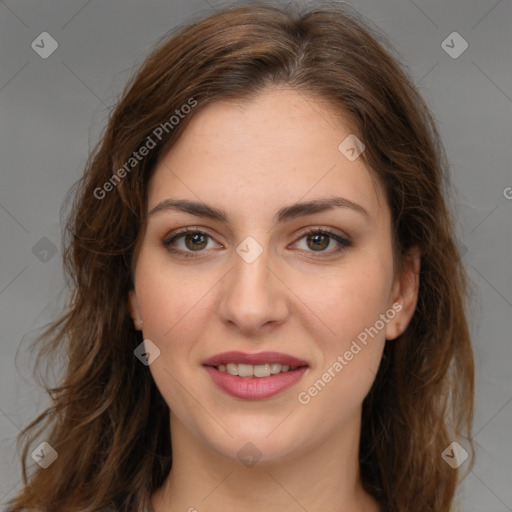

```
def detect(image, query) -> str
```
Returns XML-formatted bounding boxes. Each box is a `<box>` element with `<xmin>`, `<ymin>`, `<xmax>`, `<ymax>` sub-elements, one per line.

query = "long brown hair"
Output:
<box><xmin>8</xmin><ymin>3</ymin><xmax>474</xmax><ymax>511</ymax></box>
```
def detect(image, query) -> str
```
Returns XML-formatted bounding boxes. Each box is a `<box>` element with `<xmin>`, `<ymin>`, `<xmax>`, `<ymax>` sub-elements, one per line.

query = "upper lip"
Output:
<box><xmin>202</xmin><ymin>351</ymin><xmax>309</xmax><ymax>367</ymax></box>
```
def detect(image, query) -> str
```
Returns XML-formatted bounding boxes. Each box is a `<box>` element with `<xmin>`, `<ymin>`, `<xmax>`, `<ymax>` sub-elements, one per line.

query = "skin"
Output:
<box><xmin>128</xmin><ymin>86</ymin><xmax>420</xmax><ymax>512</ymax></box>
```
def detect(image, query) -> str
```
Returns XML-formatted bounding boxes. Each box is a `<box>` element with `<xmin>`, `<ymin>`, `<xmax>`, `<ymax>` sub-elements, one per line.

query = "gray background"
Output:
<box><xmin>1</xmin><ymin>0</ymin><xmax>511</xmax><ymax>509</ymax></box>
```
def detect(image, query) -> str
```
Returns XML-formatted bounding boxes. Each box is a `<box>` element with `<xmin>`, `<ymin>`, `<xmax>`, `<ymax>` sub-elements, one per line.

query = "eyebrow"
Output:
<box><xmin>148</xmin><ymin>196</ymin><xmax>372</xmax><ymax>224</ymax></box>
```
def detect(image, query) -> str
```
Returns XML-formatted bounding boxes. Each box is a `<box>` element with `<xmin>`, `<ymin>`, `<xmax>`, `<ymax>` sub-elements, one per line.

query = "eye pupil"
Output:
<box><xmin>185</xmin><ymin>233</ymin><xmax>207</xmax><ymax>251</ymax></box>
<box><xmin>307</xmin><ymin>233</ymin><xmax>329</xmax><ymax>251</ymax></box>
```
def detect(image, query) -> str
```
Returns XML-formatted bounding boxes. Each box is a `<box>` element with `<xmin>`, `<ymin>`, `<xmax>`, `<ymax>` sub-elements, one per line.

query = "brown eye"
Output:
<box><xmin>183</xmin><ymin>232</ymin><xmax>208</xmax><ymax>251</ymax></box>
<box><xmin>306</xmin><ymin>232</ymin><xmax>331</xmax><ymax>251</ymax></box>
<box><xmin>163</xmin><ymin>228</ymin><xmax>221</xmax><ymax>257</ymax></box>
<box><xmin>293</xmin><ymin>228</ymin><xmax>352</xmax><ymax>256</ymax></box>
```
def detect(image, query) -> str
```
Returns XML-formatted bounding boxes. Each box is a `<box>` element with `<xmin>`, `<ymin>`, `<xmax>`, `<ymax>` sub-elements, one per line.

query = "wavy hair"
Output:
<box><xmin>8</xmin><ymin>2</ymin><xmax>474</xmax><ymax>511</ymax></box>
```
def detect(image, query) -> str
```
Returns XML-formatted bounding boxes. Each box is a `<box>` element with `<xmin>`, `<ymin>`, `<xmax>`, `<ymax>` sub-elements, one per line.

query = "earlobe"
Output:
<box><xmin>128</xmin><ymin>289</ymin><xmax>143</xmax><ymax>331</ymax></box>
<box><xmin>385</xmin><ymin>248</ymin><xmax>421</xmax><ymax>341</ymax></box>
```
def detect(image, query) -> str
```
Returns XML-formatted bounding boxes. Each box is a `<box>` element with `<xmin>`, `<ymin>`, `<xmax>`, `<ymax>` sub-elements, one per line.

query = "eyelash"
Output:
<box><xmin>162</xmin><ymin>227</ymin><xmax>352</xmax><ymax>259</ymax></box>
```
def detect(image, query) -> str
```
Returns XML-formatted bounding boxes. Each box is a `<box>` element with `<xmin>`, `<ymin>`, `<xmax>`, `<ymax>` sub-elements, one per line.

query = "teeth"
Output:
<box><xmin>270</xmin><ymin>363</ymin><xmax>281</xmax><ymax>374</ymax></box>
<box><xmin>226</xmin><ymin>363</ymin><xmax>238</xmax><ymax>376</ymax></box>
<box><xmin>238</xmin><ymin>364</ymin><xmax>253</xmax><ymax>377</ymax></box>
<box><xmin>254</xmin><ymin>363</ymin><xmax>271</xmax><ymax>377</ymax></box>
<box><xmin>217</xmin><ymin>363</ymin><xmax>297</xmax><ymax>377</ymax></box>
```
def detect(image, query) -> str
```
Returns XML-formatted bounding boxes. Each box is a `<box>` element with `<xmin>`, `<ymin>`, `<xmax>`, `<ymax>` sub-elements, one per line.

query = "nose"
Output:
<box><xmin>216</xmin><ymin>245</ymin><xmax>289</xmax><ymax>337</ymax></box>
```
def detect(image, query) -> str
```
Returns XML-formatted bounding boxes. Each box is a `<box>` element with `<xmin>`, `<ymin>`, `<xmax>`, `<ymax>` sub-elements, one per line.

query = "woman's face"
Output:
<box><xmin>129</xmin><ymin>87</ymin><xmax>418</xmax><ymax>464</ymax></box>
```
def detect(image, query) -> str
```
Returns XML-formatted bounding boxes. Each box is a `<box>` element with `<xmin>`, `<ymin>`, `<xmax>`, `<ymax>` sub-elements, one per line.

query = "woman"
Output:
<box><xmin>8</xmin><ymin>3</ymin><xmax>474</xmax><ymax>511</ymax></box>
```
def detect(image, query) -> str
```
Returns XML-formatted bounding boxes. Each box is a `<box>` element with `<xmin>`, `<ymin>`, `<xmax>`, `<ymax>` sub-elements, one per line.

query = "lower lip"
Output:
<box><xmin>203</xmin><ymin>366</ymin><xmax>308</xmax><ymax>400</ymax></box>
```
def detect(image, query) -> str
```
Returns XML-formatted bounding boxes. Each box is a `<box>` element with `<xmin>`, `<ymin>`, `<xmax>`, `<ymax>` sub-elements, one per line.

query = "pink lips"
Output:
<box><xmin>202</xmin><ymin>351</ymin><xmax>309</xmax><ymax>367</ymax></box>
<box><xmin>202</xmin><ymin>351</ymin><xmax>310</xmax><ymax>400</ymax></box>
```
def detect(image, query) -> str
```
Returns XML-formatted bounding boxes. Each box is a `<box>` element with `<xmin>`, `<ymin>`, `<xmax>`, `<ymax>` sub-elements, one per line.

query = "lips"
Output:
<box><xmin>202</xmin><ymin>351</ymin><xmax>309</xmax><ymax>367</ymax></box>
<box><xmin>202</xmin><ymin>351</ymin><xmax>310</xmax><ymax>400</ymax></box>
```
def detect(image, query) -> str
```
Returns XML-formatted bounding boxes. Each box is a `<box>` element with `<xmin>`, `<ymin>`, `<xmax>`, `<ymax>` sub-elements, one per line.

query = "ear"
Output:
<box><xmin>128</xmin><ymin>289</ymin><xmax>143</xmax><ymax>331</ymax></box>
<box><xmin>385</xmin><ymin>247</ymin><xmax>421</xmax><ymax>341</ymax></box>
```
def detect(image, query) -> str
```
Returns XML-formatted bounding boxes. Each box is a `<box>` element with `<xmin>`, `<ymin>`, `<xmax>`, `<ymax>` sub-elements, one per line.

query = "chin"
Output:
<box><xmin>201</xmin><ymin>418</ymin><xmax>309</xmax><ymax>465</ymax></box>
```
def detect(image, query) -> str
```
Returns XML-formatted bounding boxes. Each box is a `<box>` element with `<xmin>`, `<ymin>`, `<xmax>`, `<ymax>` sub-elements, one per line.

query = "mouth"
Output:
<box><xmin>202</xmin><ymin>351</ymin><xmax>310</xmax><ymax>400</ymax></box>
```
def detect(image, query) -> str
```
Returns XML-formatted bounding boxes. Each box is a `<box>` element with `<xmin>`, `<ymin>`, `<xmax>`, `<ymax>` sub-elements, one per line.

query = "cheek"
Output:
<box><xmin>133</xmin><ymin>253</ymin><xmax>211</xmax><ymax>413</ymax></box>
<box><xmin>294</xmin><ymin>246</ymin><xmax>393</xmax><ymax>399</ymax></box>
<box><xmin>299</xmin><ymin>249</ymin><xmax>393</xmax><ymax>345</ymax></box>
<box><xmin>294</xmin><ymin>267</ymin><xmax>390</xmax><ymax>428</ymax></box>
<box><xmin>134</xmin><ymin>251</ymin><xmax>212</xmax><ymax>342</ymax></box>
<box><xmin>332</xmin><ymin>267</ymin><xmax>391</xmax><ymax>338</ymax></box>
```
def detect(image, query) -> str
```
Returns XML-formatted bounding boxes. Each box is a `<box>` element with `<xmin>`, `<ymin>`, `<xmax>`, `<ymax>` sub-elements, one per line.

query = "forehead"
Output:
<box><xmin>148</xmin><ymin>87</ymin><xmax>387</xmax><ymax>225</ymax></box>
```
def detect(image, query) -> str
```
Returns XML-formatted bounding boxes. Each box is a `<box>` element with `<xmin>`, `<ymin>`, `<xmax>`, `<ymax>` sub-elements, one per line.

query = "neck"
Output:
<box><xmin>152</xmin><ymin>410</ymin><xmax>381</xmax><ymax>512</ymax></box>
